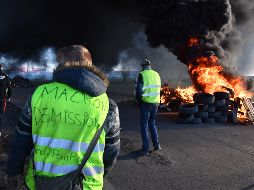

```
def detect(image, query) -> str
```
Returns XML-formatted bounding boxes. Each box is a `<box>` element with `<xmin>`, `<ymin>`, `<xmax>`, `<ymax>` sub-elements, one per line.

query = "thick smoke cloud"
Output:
<box><xmin>229</xmin><ymin>0</ymin><xmax>254</xmax><ymax>75</ymax></box>
<box><xmin>144</xmin><ymin>0</ymin><xmax>233</xmax><ymax>64</ymax></box>
<box><xmin>0</xmin><ymin>0</ymin><xmax>144</xmax><ymax>66</ymax></box>
<box><xmin>143</xmin><ymin>0</ymin><xmax>254</xmax><ymax>75</ymax></box>
<box><xmin>142</xmin><ymin>0</ymin><xmax>254</xmax><ymax>92</ymax></box>
<box><xmin>1</xmin><ymin>0</ymin><xmax>254</xmax><ymax>77</ymax></box>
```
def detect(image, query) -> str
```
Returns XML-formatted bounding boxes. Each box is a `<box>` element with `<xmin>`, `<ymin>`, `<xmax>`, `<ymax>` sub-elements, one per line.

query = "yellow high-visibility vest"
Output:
<box><xmin>25</xmin><ymin>82</ymin><xmax>109</xmax><ymax>190</ymax></box>
<box><xmin>141</xmin><ymin>70</ymin><xmax>161</xmax><ymax>103</ymax></box>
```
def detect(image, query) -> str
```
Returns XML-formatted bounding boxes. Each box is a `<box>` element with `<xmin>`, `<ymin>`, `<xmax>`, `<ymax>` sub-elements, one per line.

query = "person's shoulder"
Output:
<box><xmin>152</xmin><ymin>69</ymin><xmax>160</xmax><ymax>76</ymax></box>
<box><xmin>137</xmin><ymin>72</ymin><xmax>143</xmax><ymax>79</ymax></box>
<box><xmin>109</xmin><ymin>98</ymin><xmax>118</xmax><ymax>109</ymax></box>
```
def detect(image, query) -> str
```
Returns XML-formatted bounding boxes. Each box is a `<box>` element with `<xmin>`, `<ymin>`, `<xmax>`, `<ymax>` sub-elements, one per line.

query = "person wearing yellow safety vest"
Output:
<box><xmin>6</xmin><ymin>45</ymin><xmax>120</xmax><ymax>190</ymax></box>
<box><xmin>135</xmin><ymin>59</ymin><xmax>161</xmax><ymax>155</ymax></box>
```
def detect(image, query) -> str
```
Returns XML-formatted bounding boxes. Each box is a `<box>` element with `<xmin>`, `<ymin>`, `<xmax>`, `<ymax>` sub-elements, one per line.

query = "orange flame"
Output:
<box><xmin>160</xmin><ymin>85</ymin><xmax>171</xmax><ymax>104</ymax></box>
<box><xmin>189</xmin><ymin>56</ymin><xmax>252</xmax><ymax>98</ymax></box>
<box><xmin>188</xmin><ymin>38</ymin><xmax>199</xmax><ymax>47</ymax></box>
<box><xmin>161</xmin><ymin>37</ymin><xmax>253</xmax><ymax>122</ymax></box>
<box><xmin>176</xmin><ymin>86</ymin><xmax>197</xmax><ymax>102</ymax></box>
<box><xmin>186</xmin><ymin>37</ymin><xmax>253</xmax><ymax>98</ymax></box>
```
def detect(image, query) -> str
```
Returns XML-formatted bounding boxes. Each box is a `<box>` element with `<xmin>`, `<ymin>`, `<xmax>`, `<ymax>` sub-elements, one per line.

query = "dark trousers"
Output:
<box><xmin>140</xmin><ymin>102</ymin><xmax>160</xmax><ymax>152</ymax></box>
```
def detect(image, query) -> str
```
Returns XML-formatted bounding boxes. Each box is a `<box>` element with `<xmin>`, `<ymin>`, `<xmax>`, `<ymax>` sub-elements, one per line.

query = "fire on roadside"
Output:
<box><xmin>160</xmin><ymin>37</ymin><xmax>253</xmax><ymax>122</ymax></box>
<box><xmin>187</xmin><ymin>37</ymin><xmax>252</xmax><ymax>98</ymax></box>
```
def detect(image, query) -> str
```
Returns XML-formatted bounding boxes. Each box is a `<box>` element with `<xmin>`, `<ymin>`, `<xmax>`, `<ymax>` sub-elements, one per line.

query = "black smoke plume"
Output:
<box><xmin>144</xmin><ymin>0</ymin><xmax>233</xmax><ymax>65</ymax></box>
<box><xmin>0</xmin><ymin>0</ymin><xmax>144</xmax><ymax>67</ymax></box>
<box><xmin>143</xmin><ymin>0</ymin><xmax>254</xmax><ymax>94</ymax></box>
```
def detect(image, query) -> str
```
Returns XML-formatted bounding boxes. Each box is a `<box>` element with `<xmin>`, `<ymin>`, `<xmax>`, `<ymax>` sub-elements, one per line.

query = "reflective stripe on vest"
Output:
<box><xmin>141</xmin><ymin>70</ymin><xmax>161</xmax><ymax>103</ymax></box>
<box><xmin>32</xmin><ymin>134</ymin><xmax>105</xmax><ymax>153</ymax></box>
<box><xmin>34</xmin><ymin>162</ymin><xmax>104</xmax><ymax>176</ymax></box>
<box><xmin>142</xmin><ymin>92</ymin><xmax>160</xmax><ymax>97</ymax></box>
<box><xmin>25</xmin><ymin>82</ymin><xmax>109</xmax><ymax>190</ymax></box>
<box><xmin>142</xmin><ymin>84</ymin><xmax>161</xmax><ymax>91</ymax></box>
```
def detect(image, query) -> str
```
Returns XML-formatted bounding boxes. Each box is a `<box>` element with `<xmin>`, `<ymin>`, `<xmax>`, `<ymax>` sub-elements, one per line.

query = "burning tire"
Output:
<box><xmin>198</xmin><ymin>104</ymin><xmax>209</xmax><ymax>112</ymax></box>
<box><xmin>193</xmin><ymin>93</ymin><xmax>215</xmax><ymax>105</ymax></box>
<box><xmin>208</xmin><ymin>111</ymin><xmax>221</xmax><ymax>118</ymax></box>
<box><xmin>193</xmin><ymin>93</ymin><xmax>199</xmax><ymax>102</ymax></box>
<box><xmin>221</xmin><ymin>111</ymin><xmax>228</xmax><ymax>116</ymax></box>
<box><xmin>179</xmin><ymin>104</ymin><xmax>198</xmax><ymax>115</ymax></box>
<box><xmin>208</xmin><ymin>105</ymin><xmax>216</xmax><ymax>113</ymax></box>
<box><xmin>214</xmin><ymin>99</ymin><xmax>226</xmax><ymax>107</ymax></box>
<box><xmin>196</xmin><ymin>111</ymin><xmax>208</xmax><ymax>119</ymax></box>
<box><xmin>225</xmin><ymin>98</ymin><xmax>230</xmax><ymax>105</ymax></box>
<box><xmin>202</xmin><ymin>118</ymin><xmax>215</xmax><ymax>124</ymax></box>
<box><xmin>215</xmin><ymin>115</ymin><xmax>228</xmax><ymax>123</ymax></box>
<box><xmin>214</xmin><ymin>92</ymin><xmax>230</xmax><ymax>100</ymax></box>
<box><xmin>190</xmin><ymin>117</ymin><xmax>202</xmax><ymax>124</ymax></box>
<box><xmin>168</xmin><ymin>99</ymin><xmax>182</xmax><ymax>112</ymax></box>
<box><xmin>178</xmin><ymin>113</ymin><xmax>194</xmax><ymax>124</ymax></box>
<box><xmin>216</xmin><ymin>105</ymin><xmax>229</xmax><ymax>112</ymax></box>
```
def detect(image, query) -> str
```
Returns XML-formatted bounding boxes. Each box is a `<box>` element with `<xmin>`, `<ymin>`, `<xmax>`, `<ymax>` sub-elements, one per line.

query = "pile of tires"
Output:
<box><xmin>194</xmin><ymin>93</ymin><xmax>216</xmax><ymax>124</ymax></box>
<box><xmin>178</xmin><ymin>103</ymin><xmax>201</xmax><ymax>124</ymax></box>
<box><xmin>212</xmin><ymin>92</ymin><xmax>230</xmax><ymax>123</ymax></box>
<box><xmin>178</xmin><ymin>92</ymin><xmax>231</xmax><ymax>124</ymax></box>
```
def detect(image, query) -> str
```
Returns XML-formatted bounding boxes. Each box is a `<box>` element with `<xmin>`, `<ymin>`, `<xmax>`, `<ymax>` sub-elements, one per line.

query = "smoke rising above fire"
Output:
<box><xmin>143</xmin><ymin>0</ymin><xmax>254</xmax><ymax>96</ymax></box>
<box><xmin>229</xmin><ymin>0</ymin><xmax>254</xmax><ymax>75</ymax></box>
<box><xmin>144</xmin><ymin>0</ymin><xmax>233</xmax><ymax>64</ymax></box>
<box><xmin>113</xmin><ymin>32</ymin><xmax>189</xmax><ymax>86</ymax></box>
<box><xmin>0</xmin><ymin>0</ymin><xmax>253</xmax><ymax>78</ymax></box>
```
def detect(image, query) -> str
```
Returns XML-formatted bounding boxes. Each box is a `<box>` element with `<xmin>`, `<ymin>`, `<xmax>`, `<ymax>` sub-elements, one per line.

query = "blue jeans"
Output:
<box><xmin>140</xmin><ymin>103</ymin><xmax>160</xmax><ymax>152</ymax></box>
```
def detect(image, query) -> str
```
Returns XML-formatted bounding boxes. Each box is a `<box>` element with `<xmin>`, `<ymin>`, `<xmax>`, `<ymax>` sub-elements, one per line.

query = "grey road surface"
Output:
<box><xmin>105</xmin><ymin>103</ymin><xmax>254</xmax><ymax>190</ymax></box>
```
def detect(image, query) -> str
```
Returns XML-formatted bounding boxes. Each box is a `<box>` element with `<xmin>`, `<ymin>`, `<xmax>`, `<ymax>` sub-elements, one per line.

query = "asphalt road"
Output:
<box><xmin>105</xmin><ymin>103</ymin><xmax>254</xmax><ymax>190</ymax></box>
<box><xmin>10</xmin><ymin>88</ymin><xmax>254</xmax><ymax>190</ymax></box>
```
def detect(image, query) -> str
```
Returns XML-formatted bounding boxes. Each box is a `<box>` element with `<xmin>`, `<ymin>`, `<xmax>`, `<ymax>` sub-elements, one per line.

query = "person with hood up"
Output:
<box><xmin>6</xmin><ymin>45</ymin><xmax>120</xmax><ymax>190</ymax></box>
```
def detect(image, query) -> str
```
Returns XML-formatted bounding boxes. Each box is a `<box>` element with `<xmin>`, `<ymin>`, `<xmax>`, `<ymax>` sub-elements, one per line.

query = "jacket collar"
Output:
<box><xmin>142</xmin><ymin>65</ymin><xmax>152</xmax><ymax>70</ymax></box>
<box><xmin>53</xmin><ymin>68</ymin><xmax>107</xmax><ymax>97</ymax></box>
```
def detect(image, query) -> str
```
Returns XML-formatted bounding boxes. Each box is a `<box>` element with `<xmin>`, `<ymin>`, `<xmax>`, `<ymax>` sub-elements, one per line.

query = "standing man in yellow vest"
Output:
<box><xmin>6</xmin><ymin>45</ymin><xmax>120</xmax><ymax>190</ymax></box>
<box><xmin>135</xmin><ymin>59</ymin><xmax>161</xmax><ymax>155</ymax></box>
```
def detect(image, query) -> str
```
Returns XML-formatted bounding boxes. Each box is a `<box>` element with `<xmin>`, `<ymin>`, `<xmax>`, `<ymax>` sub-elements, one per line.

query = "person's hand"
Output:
<box><xmin>6</xmin><ymin>98</ymin><xmax>10</xmax><ymax>102</ymax></box>
<box><xmin>7</xmin><ymin>175</ymin><xmax>19</xmax><ymax>190</ymax></box>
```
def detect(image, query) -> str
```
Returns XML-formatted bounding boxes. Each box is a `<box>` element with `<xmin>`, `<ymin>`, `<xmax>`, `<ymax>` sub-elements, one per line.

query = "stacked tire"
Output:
<box><xmin>194</xmin><ymin>93</ymin><xmax>216</xmax><ymax>124</ymax></box>
<box><xmin>213</xmin><ymin>92</ymin><xmax>230</xmax><ymax>123</ymax></box>
<box><xmin>178</xmin><ymin>103</ymin><xmax>200</xmax><ymax>124</ymax></box>
<box><xmin>178</xmin><ymin>92</ymin><xmax>230</xmax><ymax>124</ymax></box>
